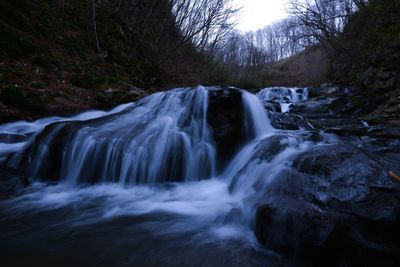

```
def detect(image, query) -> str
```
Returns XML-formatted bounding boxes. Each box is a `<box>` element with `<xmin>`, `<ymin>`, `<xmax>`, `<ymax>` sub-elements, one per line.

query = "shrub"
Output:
<box><xmin>31</xmin><ymin>53</ymin><xmax>53</xmax><ymax>69</ymax></box>
<box><xmin>70</xmin><ymin>69</ymin><xmax>106</xmax><ymax>89</ymax></box>
<box><xmin>0</xmin><ymin>85</ymin><xmax>29</xmax><ymax>108</ymax></box>
<box><xmin>0</xmin><ymin>84</ymin><xmax>44</xmax><ymax>112</ymax></box>
<box><xmin>0</xmin><ymin>21</ymin><xmax>35</xmax><ymax>58</ymax></box>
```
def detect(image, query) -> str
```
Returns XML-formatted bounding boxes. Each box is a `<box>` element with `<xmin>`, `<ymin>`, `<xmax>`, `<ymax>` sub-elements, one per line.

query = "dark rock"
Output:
<box><xmin>367</xmin><ymin>126</ymin><xmax>400</xmax><ymax>139</ymax></box>
<box><xmin>268</xmin><ymin>112</ymin><xmax>313</xmax><ymax>130</ymax></box>
<box><xmin>254</xmin><ymin>142</ymin><xmax>400</xmax><ymax>264</ymax></box>
<box><xmin>290</xmin><ymin>94</ymin><xmax>354</xmax><ymax>117</ymax></box>
<box><xmin>207</xmin><ymin>87</ymin><xmax>246</xmax><ymax>170</ymax></box>
<box><xmin>255</xmin><ymin>197</ymin><xmax>344</xmax><ymax>257</ymax></box>
<box><xmin>263</xmin><ymin>101</ymin><xmax>281</xmax><ymax>112</ymax></box>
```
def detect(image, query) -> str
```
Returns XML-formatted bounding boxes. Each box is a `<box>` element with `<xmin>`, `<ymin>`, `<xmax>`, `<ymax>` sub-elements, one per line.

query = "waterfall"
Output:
<box><xmin>257</xmin><ymin>87</ymin><xmax>308</xmax><ymax>113</ymax></box>
<box><xmin>0</xmin><ymin>86</ymin><xmax>318</xmax><ymax>265</ymax></box>
<box><xmin>7</xmin><ymin>86</ymin><xmax>217</xmax><ymax>185</ymax></box>
<box><xmin>1</xmin><ymin>86</ymin><xmax>311</xmax><ymax>188</ymax></box>
<box><xmin>242</xmin><ymin>91</ymin><xmax>274</xmax><ymax>139</ymax></box>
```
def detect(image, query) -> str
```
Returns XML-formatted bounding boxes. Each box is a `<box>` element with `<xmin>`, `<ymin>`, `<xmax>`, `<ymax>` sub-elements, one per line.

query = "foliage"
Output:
<box><xmin>0</xmin><ymin>84</ymin><xmax>43</xmax><ymax>112</ymax></box>
<box><xmin>70</xmin><ymin>68</ymin><xmax>106</xmax><ymax>89</ymax></box>
<box><xmin>0</xmin><ymin>21</ymin><xmax>35</xmax><ymax>58</ymax></box>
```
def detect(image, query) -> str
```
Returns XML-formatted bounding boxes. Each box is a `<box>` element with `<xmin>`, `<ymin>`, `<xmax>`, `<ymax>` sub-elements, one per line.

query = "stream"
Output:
<box><xmin>0</xmin><ymin>86</ymin><xmax>399</xmax><ymax>267</ymax></box>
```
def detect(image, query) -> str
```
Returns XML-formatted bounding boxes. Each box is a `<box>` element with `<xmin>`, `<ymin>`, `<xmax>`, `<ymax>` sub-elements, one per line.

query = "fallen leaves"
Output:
<box><xmin>389</xmin><ymin>171</ymin><xmax>400</xmax><ymax>182</ymax></box>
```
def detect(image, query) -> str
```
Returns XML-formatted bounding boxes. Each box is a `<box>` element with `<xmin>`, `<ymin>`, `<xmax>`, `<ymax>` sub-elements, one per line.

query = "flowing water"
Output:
<box><xmin>0</xmin><ymin>86</ymin><xmax>316</xmax><ymax>266</ymax></box>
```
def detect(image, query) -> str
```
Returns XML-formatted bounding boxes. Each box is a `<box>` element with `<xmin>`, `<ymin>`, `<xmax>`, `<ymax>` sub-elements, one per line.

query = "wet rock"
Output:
<box><xmin>268</xmin><ymin>112</ymin><xmax>313</xmax><ymax>130</ymax></box>
<box><xmin>367</xmin><ymin>126</ymin><xmax>400</xmax><ymax>139</ymax></box>
<box><xmin>208</xmin><ymin>87</ymin><xmax>246</xmax><ymax>169</ymax></box>
<box><xmin>254</xmin><ymin>142</ymin><xmax>400</xmax><ymax>264</ymax></box>
<box><xmin>263</xmin><ymin>101</ymin><xmax>281</xmax><ymax>112</ymax></box>
<box><xmin>255</xmin><ymin>197</ymin><xmax>345</xmax><ymax>258</ymax></box>
<box><xmin>285</xmin><ymin>85</ymin><xmax>399</xmax><ymax>137</ymax></box>
<box><xmin>290</xmin><ymin>94</ymin><xmax>355</xmax><ymax>117</ymax></box>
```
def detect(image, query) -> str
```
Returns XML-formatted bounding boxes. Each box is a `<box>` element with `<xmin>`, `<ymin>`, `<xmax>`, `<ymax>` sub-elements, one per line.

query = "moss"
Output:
<box><xmin>307</xmin><ymin>89</ymin><xmax>319</xmax><ymax>98</ymax></box>
<box><xmin>0</xmin><ymin>84</ymin><xmax>44</xmax><ymax>112</ymax></box>
<box><xmin>0</xmin><ymin>65</ymin><xmax>24</xmax><ymax>83</ymax></box>
<box><xmin>70</xmin><ymin>68</ymin><xmax>106</xmax><ymax>89</ymax></box>
<box><xmin>31</xmin><ymin>53</ymin><xmax>54</xmax><ymax>70</ymax></box>
<box><xmin>0</xmin><ymin>21</ymin><xmax>35</xmax><ymax>58</ymax></box>
<box><xmin>308</xmin><ymin>119</ymin><xmax>324</xmax><ymax>130</ymax></box>
<box><xmin>64</xmin><ymin>37</ymin><xmax>89</xmax><ymax>59</ymax></box>
<box><xmin>36</xmin><ymin>0</ymin><xmax>54</xmax><ymax>29</ymax></box>
<box><xmin>1</xmin><ymin>0</ymin><xmax>30</xmax><ymax>10</ymax></box>
<box><xmin>0</xmin><ymin>1</ymin><xmax>31</xmax><ymax>30</ymax></box>
<box><xmin>352</xmin><ymin>96</ymin><xmax>365</xmax><ymax>109</ymax></box>
<box><xmin>31</xmin><ymin>81</ymin><xmax>47</xmax><ymax>89</ymax></box>
<box><xmin>0</xmin><ymin>85</ymin><xmax>28</xmax><ymax>108</ymax></box>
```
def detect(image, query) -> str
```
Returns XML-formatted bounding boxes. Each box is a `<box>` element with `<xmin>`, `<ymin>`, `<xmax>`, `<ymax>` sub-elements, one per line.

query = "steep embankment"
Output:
<box><xmin>264</xmin><ymin>0</ymin><xmax>400</xmax><ymax>127</ymax></box>
<box><xmin>263</xmin><ymin>46</ymin><xmax>331</xmax><ymax>87</ymax></box>
<box><xmin>0</xmin><ymin>0</ymin><xmax>215</xmax><ymax>122</ymax></box>
<box><xmin>331</xmin><ymin>0</ymin><xmax>400</xmax><ymax>127</ymax></box>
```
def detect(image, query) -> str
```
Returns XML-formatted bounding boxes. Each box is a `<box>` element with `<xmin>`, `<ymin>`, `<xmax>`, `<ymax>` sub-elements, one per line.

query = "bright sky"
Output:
<box><xmin>234</xmin><ymin>0</ymin><xmax>289</xmax><ymax>32</ymax></box>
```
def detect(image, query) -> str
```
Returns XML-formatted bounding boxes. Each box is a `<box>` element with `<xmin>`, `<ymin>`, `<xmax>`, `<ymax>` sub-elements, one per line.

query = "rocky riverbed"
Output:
<box><xmin>0</xmin><ymin>85</ymin><xmax>399</xmax><ymax>266</ymax></box>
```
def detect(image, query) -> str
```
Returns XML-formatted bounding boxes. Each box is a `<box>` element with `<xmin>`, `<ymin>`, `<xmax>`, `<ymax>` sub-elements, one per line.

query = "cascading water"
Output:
<box><xmin>0</xmin><ymin>85</ymin><xmax>314</xmax><ymax>218</ymax></box>
<box><xmin>8</xmin><ymin>87</ymin><xmax>217</xmax><ymax>185</ymax></box>
<box><xmin>242</xmin><ymin>91</ymin><xmax>274</xmax><ymax>138</ymax></box>
<box><xmin>257</xmin><ymin>87</ymin><xmax>308</xmax><ymax>113</ymax></box>
<box><xmin>0</xmin><ymin>86</ymin><xmax>318</xmax><ymax>266</ymax></box>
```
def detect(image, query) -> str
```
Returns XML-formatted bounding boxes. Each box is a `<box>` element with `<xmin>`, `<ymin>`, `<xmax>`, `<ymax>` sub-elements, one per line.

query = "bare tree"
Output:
<box><xmin>164</xmin><ymin>0</ymin><xmax>239</xmax><ymax>59</ymax></box>
<box><xmin>92</xmin><ymin>0</ymin><xmax>106</xmax><ymax>57</ymax></box>
<box><xmin>288</xmin><ymin>0</ymin><xmax>360</xmax><ymax>53</ymax></box>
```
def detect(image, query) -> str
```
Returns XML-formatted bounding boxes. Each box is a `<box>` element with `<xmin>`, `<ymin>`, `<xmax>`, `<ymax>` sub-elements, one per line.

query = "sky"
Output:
<box><xmin>233</xmin><ymin>0</ymin><xmax>289</xmax><ymax>32</ymax></box>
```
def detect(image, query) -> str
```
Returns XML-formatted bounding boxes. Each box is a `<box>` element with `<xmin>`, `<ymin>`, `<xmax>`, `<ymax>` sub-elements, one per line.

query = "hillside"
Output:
<box><xmin>262</xmin><ymin>0</ymin><xmax>400</xmax><ymax>127</ymax></box>
<box><xmin>331</xmin><ymin>0</ymin><xmax>400</xmax><ymax>127</ymax></box>
<box><xmin>0</xmin><ymin>0</ymin><xmax>219</xmax><ymax>122</ymax></box>
<box><xmin>1</xmin><ymin>0</ymin><xmax>399</xmax><ymax>126</ymax></box>
<box><xmin>262</xmin><ymin>46</ymin><xmax>331</xmax><ymax>87</ymax></box>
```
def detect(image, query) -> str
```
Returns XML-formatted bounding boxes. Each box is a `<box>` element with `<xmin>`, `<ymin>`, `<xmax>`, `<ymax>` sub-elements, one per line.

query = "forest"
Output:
<box><xmin>1</xmin><ymin>1</ymin><xmax>400</xmax><ymax>266</ymax></box>
<box><xmin>1</xmin><ymin>0</ymin><xmax>398</xmax><ymax>121</ymax></box>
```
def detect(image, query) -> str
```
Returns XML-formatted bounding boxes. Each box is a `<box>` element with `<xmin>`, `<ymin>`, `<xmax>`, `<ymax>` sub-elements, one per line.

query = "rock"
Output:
<box><xmin>290</xmin><ymin>95</ymin><xmax>354</xmax><ymax>117</ymax></box>
<box><xmin>207</xmin><ymin>87</ymin><xmax>246</xmax><ymax>169</ymax></box>
<box><xmin>367</xmin><ymin>126</ymin><xmax>400</xmax><ymax>139</ymax></box>
<box><xmin>377</xmin><ymin>69</ymin><xmax>396</xmax><ymax>81</ymax></box>
<box><xmin>268</xmin><ymin>112</ymin><xmax>313</xmax><ymax>130</ymax></box>
<box><xmin>254</xmin><ymin>141</ymin><xmax>400</xmax><ymax>264</ymax></box>
<box><xmin>255</xmin><ymin>197</ymin><xmax>344</xmax><ymax>258</ymax></box>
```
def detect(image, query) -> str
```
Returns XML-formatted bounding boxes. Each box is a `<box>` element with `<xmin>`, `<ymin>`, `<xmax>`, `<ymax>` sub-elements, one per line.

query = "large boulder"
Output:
<box><xmin>254</xmin><ymin>141</ymin><xmax>400</xmax><ymax>265</ymax></box>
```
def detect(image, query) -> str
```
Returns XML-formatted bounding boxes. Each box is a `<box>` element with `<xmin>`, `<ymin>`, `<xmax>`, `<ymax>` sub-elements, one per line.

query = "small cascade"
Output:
<box><xmin>8</xmin><ymin>86</ymin><xmax>217</xmax><ymax>185</ymax></box>
<box><xmin>0</xmin><ymin>86</ymin><xmax>315</xmax><ymax>190</ymax></box>
<box><xmin>0</xmin><ymin>86</ymin><xmax>316</xmax><ymax>193</ymax></box>
<box><xmin>242</xmin><ymin>91</ymin><xmax>274</xmax><ymax>139</ymax></box>
<box><xmin>0</xmin><ymin>103</ymin><xmax>132</xmax><ymax>160</ymax></box>
<box><xmin>257</xmin><ymin>87</ymin><xmax>308</xmax><ymax>113</ymax></box>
